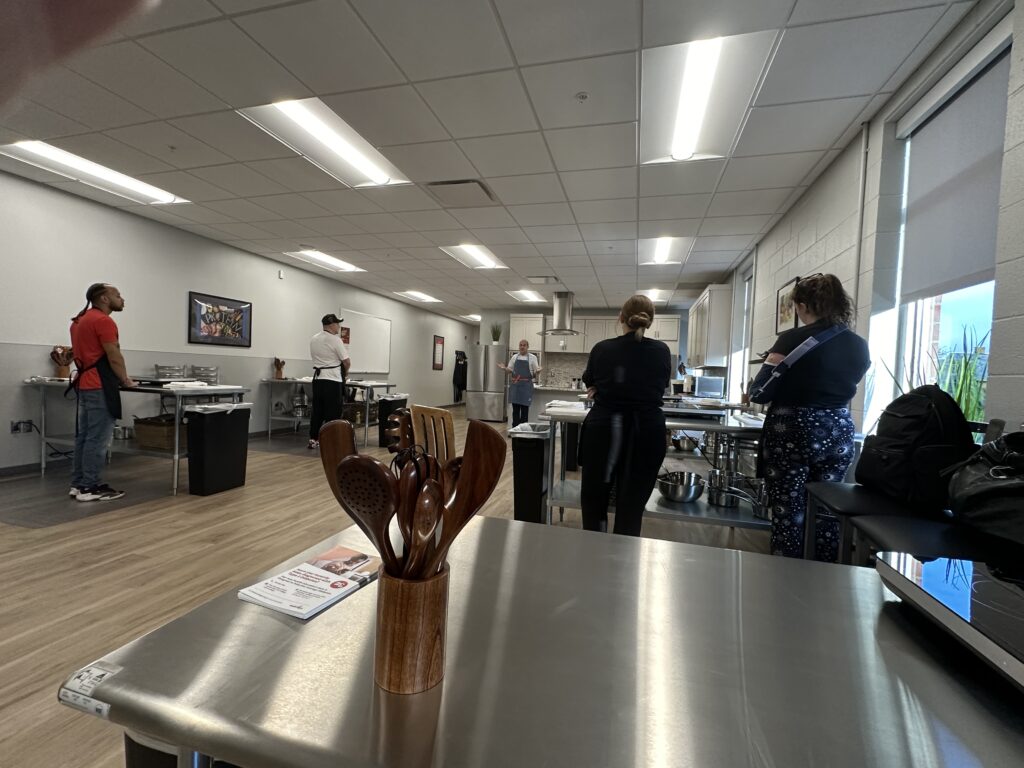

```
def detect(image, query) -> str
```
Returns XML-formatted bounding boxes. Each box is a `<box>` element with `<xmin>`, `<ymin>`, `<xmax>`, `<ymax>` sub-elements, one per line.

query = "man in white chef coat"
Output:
<box><xmin>308</xmin><ymin>313</ymin><xmax>350</xmax><ymax>450</ymax></box>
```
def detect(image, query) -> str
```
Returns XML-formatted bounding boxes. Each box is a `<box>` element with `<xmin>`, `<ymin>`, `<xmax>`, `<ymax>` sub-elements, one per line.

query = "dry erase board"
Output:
<box><xmin>338</xmin><ymin>308</ymin><xmax>391</xmax><ymax>374</ymax></box>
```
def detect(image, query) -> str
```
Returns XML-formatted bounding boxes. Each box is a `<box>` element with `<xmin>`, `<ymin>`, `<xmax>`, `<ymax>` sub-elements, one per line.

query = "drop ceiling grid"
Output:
<box><xmin>0</xmin><ymin>0</ymin><xmax>974</xmax><ymax>318</ymax></box>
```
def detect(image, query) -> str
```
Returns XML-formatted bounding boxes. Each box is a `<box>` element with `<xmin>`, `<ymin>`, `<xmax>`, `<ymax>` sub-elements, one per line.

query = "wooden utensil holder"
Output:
<box><xmin>374</xmin><ymin>565</ymin><xmax>449</xmax><ymax>694</ymax></box>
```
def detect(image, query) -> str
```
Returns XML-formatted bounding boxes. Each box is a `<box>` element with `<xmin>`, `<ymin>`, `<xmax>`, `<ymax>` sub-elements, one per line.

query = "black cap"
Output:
<box><xmin>322</xmin><ymin>313</ymin><xmax>343</xmax><ymax>325</ymax></box>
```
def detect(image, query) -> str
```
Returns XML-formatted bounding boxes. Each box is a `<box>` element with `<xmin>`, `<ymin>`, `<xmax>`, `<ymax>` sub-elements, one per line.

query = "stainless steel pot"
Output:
<box><xmin>706</xmin><ymin>469</ymin><xmax>741</xmax><ymax>507</ymax></box>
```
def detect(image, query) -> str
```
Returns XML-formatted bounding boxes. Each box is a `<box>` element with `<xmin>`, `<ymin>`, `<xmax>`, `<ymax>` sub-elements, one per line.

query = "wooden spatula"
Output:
<box><xmin>402</xmin><ymin>479</ymin><xmax>442</xmax><ymax>579</ymax></box>
<box><xmin>336</xmin><ymin>455</ymin><xmax>402</xmax><ymax>575</ymax></box>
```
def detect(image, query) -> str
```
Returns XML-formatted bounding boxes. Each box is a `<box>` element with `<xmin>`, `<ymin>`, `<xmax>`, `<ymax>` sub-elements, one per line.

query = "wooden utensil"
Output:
<box><xmin>396</xmin><ymin>453</ymin><xmax>441</xmax><ymax>546</ymax></box>
<box><xmin>425</xmin><ymin>420</ymin><xmax>506</xmax><ymax>575</ymax></box>
<box><xmin>441</xmin><ymin>456</ymin><xmax>462</xmax><ymax>506</ymax></box>
<box><xmin>336</xmin><ymin>455</ymin><xmax>402</xmax><ymax>575</ymax></box>
<box><xmin>402</xmin><ymin>479</ymin><xmax>442</xmax><ymax>579</ymax></box>
<box><xmin>318</xmin><ymin>420</ymin><xmax>357</xmax><ymax>505</ymax></box>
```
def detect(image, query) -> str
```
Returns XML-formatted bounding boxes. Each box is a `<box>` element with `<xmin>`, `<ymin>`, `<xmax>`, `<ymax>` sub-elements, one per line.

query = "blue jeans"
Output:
<box><xmin>71</xmin><ymin>389</ymin><xmax>115</xmax><ymax>489</ymax></box>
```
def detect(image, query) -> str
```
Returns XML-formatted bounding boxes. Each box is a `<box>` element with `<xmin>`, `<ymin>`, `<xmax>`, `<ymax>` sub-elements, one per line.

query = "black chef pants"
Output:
<box><xmin>579</xmin><ymin>411</ymin><xmax>666</xmax><ymax>536</ymax></box>
<box><xmin>310</xmin><ymin>379</ymin><xmax>344</xmax><ymax>441</ymax></box>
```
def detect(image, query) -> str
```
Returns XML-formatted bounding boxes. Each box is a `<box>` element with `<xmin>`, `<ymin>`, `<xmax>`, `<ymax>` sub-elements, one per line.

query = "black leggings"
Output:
<box><xmin>579</xmin><ymin>412</ymin><xmax>666</xmax><ymax>536</ymax></box>
<box><xmin>310</xmin><ymin>379</ymin><xmax>344</xmax><ymax>440</ymax></box>
<box><xmin>511</xmin><ymin>403</ymin><xmax>529</xmax><ymax>427</ymax></box>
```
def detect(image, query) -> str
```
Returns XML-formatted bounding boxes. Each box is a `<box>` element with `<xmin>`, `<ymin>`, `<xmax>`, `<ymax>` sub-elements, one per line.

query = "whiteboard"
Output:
<box><xmin>338</xmin><ymin>308</ymin><xmax>391</xmax><ymax>374</ymax></box>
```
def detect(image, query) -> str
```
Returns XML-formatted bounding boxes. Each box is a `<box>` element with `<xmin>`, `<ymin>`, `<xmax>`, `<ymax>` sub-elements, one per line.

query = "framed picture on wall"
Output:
<box><xmin>340</xmin><ymin>326</ymin><xmax>350</xmax><ymax>345</ymax></box>
<box><xmin>775</xmin><ymin>278</ymin><xmax>799</xmax><ymax>335</ymax></box>
<box><xmin>188</xmin><ymin>291</ymin><xmax>252</xmax><ymax>347</ymax></box>
<box><xmin>432</xmin><ymin>335</ymin><xmax>444</xmax><ymax>370</ymax></box>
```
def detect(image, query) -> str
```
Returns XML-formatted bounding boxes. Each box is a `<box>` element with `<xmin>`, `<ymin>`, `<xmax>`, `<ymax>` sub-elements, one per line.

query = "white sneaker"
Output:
<box><xmin>69</xmin><ymin>486</ymin><xmax>81</xmax><ymax>498</ymax></box>
<box><xmin>76</xmin><ymin>484</ymin><xmax>126</xmax><ymax>502</ymax></box>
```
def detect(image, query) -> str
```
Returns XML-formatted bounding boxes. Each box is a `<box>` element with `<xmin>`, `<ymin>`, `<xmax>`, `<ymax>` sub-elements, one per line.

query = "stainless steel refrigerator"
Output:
<box><xmin>466</xmin><ymin>344</ymin><xmax>507</xmax><ymax>422</ymax></box>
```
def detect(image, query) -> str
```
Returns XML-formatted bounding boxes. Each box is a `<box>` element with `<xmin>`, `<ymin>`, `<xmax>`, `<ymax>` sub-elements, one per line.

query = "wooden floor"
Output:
<box><xmin>0</xmin><ymin>408</ymin><xmax>767</xmax><ymax>768</ymax></box>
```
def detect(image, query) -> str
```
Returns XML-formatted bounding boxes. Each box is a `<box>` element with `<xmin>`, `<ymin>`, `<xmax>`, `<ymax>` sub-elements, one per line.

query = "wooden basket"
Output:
<box><xmin>134</xmin><ymin>415</ymin><xmax>187</xmax><ymax>452</ymax></box>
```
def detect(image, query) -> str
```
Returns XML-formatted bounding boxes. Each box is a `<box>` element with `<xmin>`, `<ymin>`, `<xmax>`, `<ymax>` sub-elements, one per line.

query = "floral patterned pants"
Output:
<box><xmin>763</xmin><ymin>406</ymin><xmax>855</xmax><ymax>560</ymax></box>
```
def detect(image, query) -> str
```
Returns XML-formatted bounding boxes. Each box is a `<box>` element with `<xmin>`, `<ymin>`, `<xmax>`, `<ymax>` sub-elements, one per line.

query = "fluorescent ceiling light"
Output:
<box><xmin>0</xmin><ymin>140</ymin><xmax>188</xmax><ymax>205</ymax></box>
<box><xmin>237</xmin><ymin>98</ymin><xmax>409</xmax><ymax>188</ymax></box>
<box><xmin>506</xmin><ymin>290</ymin><xmax>547</xmax><ymax>303</ymax></box>
<box><xmin>654</xmin><ymin>237</ymin><xmax>672</xmax><ymax>264</ymax></box>
<box><xmin>671</xmin><ymin>37</ymin><xmax>722</xmax><ymax>161</ymax></box>
<box><xmin>395</xmin><ymin>290</ymin><xmax>442</xmax><ymax>303</ymax></box>
<box><xmin>285</xmin><ymin>249</ymin><xmax>364</xmax><ymax>272</ymax></box>
<box><xmin>461</xmin><ymin>314</ymin><xmax>482</xmax><ymax>322</ymax></box>
<box><xmin>440</xmin><ymin>244</ymin><xmax>507</xmax><ymax>270</ymax></box>
<box><xmin>640</xmin><ymin>289</ymin><xmax>668</xmax><ymax>304</ymax></box>
<box><xmin>639</xmin><ymin>237</ymin><xmax>684</xmax><ymax>265</ymax></box>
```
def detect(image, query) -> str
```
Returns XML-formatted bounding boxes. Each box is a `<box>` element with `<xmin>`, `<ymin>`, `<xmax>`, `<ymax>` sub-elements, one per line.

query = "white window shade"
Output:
<box><xmin>900</xmin><ymin>51</ymin><xmax>1009</xmax><ymax>304</ymax></box>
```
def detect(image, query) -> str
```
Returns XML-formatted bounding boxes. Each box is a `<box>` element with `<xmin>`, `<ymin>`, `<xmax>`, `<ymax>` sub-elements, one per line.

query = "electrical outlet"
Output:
<box><xmin>9</xmin><ymin>420</ymin><xmax>33</xmax><ymax>434</ymax></box>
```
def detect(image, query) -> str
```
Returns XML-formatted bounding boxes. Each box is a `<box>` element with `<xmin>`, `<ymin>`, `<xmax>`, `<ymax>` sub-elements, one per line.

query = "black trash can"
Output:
<box><xmin>377</xmin><ymin>394</ymin><xmax>408</xmax><ymax>447</ymax></box>
<box><xmin>511</xmin><ymin>423</ymin><xmax>551</xmax><ymax>524</ymax></box>
<box><xmin>185</xmin><ymin>403</ymin><xmax>251</xmax><ymax>496</ymax></box>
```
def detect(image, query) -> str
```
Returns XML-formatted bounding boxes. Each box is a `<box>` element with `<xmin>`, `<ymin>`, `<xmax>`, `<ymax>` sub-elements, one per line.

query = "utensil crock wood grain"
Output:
<box><xmin>375</xmin><ymin>565</ymin><xmax>449</xmax><ymax>694</ymax></box>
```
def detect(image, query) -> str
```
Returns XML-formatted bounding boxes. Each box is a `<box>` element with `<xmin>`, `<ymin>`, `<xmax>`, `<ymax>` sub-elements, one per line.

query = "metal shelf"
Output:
<box><xmin>46</xmin><ymin>434</ymin><xmax>188</xmax><ymax>460</ymax></box>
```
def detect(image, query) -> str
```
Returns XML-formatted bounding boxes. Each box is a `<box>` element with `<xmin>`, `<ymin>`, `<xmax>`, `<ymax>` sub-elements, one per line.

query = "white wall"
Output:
<box><xmin>0</xmin><ymin>171</ymin><xmax>474</xmax><ymax>470</ymax></box>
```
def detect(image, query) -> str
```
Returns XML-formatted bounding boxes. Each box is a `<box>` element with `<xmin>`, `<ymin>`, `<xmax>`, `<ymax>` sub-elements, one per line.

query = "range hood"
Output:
<box><xmin>540</xmin><ymin>291</ymin><xmax>580</xmax><ymax>336</ymax></box>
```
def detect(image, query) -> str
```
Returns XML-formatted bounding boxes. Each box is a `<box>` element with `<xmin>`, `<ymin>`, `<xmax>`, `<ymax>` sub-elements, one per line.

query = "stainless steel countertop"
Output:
<box><xmin>61</xmin><ymin>518</ymin><xmax>1024</xmax><ymax>767</ymax></box>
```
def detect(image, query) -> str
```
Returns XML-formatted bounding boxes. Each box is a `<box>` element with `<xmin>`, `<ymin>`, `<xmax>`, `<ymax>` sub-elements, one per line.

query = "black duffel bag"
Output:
<box><xmin>948</xmin><ymin>432</ymin><xmax>1024</xmax><ymax>547</ymax></box>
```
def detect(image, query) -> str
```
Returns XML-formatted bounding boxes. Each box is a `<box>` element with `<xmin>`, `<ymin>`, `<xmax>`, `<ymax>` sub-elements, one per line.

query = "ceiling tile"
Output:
<box><xmin>638</xmin><ymin>194</ymin><xmax>710</xmax><ymax>220</ymax></box>
<box><xmin>756</xmin><ymin>8</ymin><xmax>944</xmax><ymax>106</ymax></box>
<box><xmin>882</xmin><ymin>4</ymin><xmax>973</xmax><ymax>93</ymax></box>
<box><xmin>448</xmin><ymin>207</ymin><xmax>516</xmax><ymax>228</ymax></box>
<box><xmin>203</xmin><ymin>198</ymin><xmax>281</xmax><ymax>221</ymax></box>
<box><xmin>698</xmin><ymin>215</ymin><xmax>771</xmax><ymax>236</ymax></box>
<box><xmin>48</xmin><ymin>180</ymin><xmax>137</xmax><ymax>207</ymax></box>
<box><xmin>104</xmin><ymin>123</ymin><xmax>233</xmax><ymax>171</ymax></box>
<box><xmin>560</xmin><ymin>167</ymin><xmax>636</xmax><ymax>201</ymax></box>
<box><xmin>191</xmin><ymin>163</ymin><xmax>291</xmax><ymax>196</ymax></box>
<box><xmin>211</xmin><ymin>0</ymin><xmax>286</xmax><ymax>11</ymax></box>
<box><xmin>245</xmin><ymin>157</ymin><xmax>345</xmax><ymax>192</ymax></box>
<box><xmin>301</xmin><ymin>190</ymin><xmax>385</xmax><ymax>215</ymax></box>
<box><xmin>236</xmin><ymin>0</ymin><xmax>404</xmax><ymax>94</ymax></box>
<box><xmin>718</xmin><ymin>151</ymin><xmax>825</xmax><ymax>191</ymax></box>
<box><xmin>139</xmin><ymin>20</ymin><xmax>310</xmax><ymax>107</ymax></box>
<box><xmin>458</xmin><ymin>133</ymin><xmax>553</xmax><ymax>177</ymax></box>
<box><xmin>545</xmin><ymin>123</ymin><xmax>636</xmax><ymax>171</ymax></box>
<box><xmin>638</xmin><ymin>219</ymin><xmax>701</xmax><ymax>238</ymax></box>
<box><xmin>324</xmin><ymin>87</ymin><xmax>449</xmax><ymax>147</ymax></box>
<box><xmin>688</xmin><ymin>251</ymin><xmax>744</xmax><ymax>264</ymax></box>
<box><xmin>579</xmin><ymin>222</ymin><xmax>637</xmax><ymax>240</ymax></box>
<box><xmin>423</xmin><ymin>229</ymin><xmax>476</xmax><ymax>245</ymax></box>
<box><xmin>495</xmin><ymin>0</ymin><xmax>639</xmax><ymax>64</ymax></box>
<box><xmin>167</xmin><ymin>203</ymin><xmax>237</xmax><ymax>224</ymax></box>
<box><xmin>384</xmin><ymin>141</ymin><xmax>478</xmax><ymax>182</ymax></box>
<box><xmin>642</xmin><ymin>0</ymin><xmax>793</xmax><ymax>47</ymax></box>
<box><xmin>244</xmin><ymin>193</ymin><xmax>332</xmax><ymax>219</ymax></box>
<box><xmin>790</xmin><ymin>0</ymin><xmax>949</xmax><ymax>25</ymax></box>
<box><xmin>134</xmin><ymin>171</ymin><xmax>232</xmax><ymax>202</ymax></box>
<box><xmin>212</xmin><ymin>221</ymin><xmax>276</xmax><ymax>239</ymax></box>
<box><xmin>359</xmin><ymin>185</ymin><xmax>439</xmax><ymax>212</ymax></box>
<box><xmin>525</xmin><ymin>225</ymin><xmax>583</xmax><ymax>243</ymax></box>
<box><xmin>571</xmin><ymin>198</ymin><xmax>637</xmax><ymax>223</ymax></box>
<box><xmin>486</xmin><ymin>174</ymin><xmax>565</xmax><ymax>205</ymax></box>
<box><xmin>507</xmin><ymin>203</ymin><xmax>575</xmax><ymax>226</ymax></box>
<box><xmin>351</xmin><ymin>0</ymin><xmax>513</xmax><ymax>80</ymax></box>
<box><xmin>418</xmin><ymin>71</ymin><xmax>537</xmax><ymax>138</ymax></box>
<box><xmin>396</xmin><ymin>210</ymin><xmax>462</xmax><ymax>230</ymax></box>
<box><xmin>638</xmin><ymin>160</ymin><xmax>725</xmax><ymax>196</ymax></box>
<box><xmin>120</xmin><ymin>0</ymin><xmax>221</xmax><ymax>35</ymax></box>
<box><xmin>50</xmin><ymin>133</ymin><xmax>174</xmax><ymax>176</ymax></box>
<box><xmin>170</xmin><ymin>111</ymin><xmax>295</xmax><ymax>162</ymax></box>
<box><xmin>693</xmin><ymin>235</ymin><xmax>754</xmax><ymax>251</ymax></box>
<box><xmin>706</xmin><ymin>188</ymin><xmax>793</xmax><ymax>217</ymax></box>
<box><xmin>379</xmin><ymin>232</ymin><xmax>435</xmax><ymax>248</ymax></box>
<box><xmin>522</xmin><ymin>53</ymin><xmax>637</xmax><ymax>129</ymax></box>
<box><xmin>0</xmin><ymin>100</ymin><xmax>89</xmax><ymax>138</ymax></box>
<box><xmin>472</xmin><ymin>227</ymin><xmax>532</xmax><ymax>244</ymax></box>
<box><xmin>24</xmin><ymin>68</ymin><xmax>154</xmax><ymax>129</ymax></box>
<box><xmin>299</xmin><ymin>216</ymin><xmax>367</xmax><ymax>236</ymax></box>
<box><xmin>337</xmin><ymin>234</ymin><xmax>393</xmax><ymax>250</ymax></box>
<box><xmin>546</xmin><ymin>255</ymin><xmax>593</xmax><ymax>268</ymax></box>
<box><xmin>344</xmin><ymin>213</ymin><xmax>413</xmax><ymax>233</ymax></box>
<box><xmin>734</xmin><ymin>97</ymin><xmax>869</xmax><ymax>156</ymax></box>
<box><xmin>490</xmin><ymin>244</ymin><xmax>542</xmax><ymax>259</ymax></box>
<box><xmin>536</xmin><ymin>242</ymin><xmax>589</xmax><ymax>257</ymax></box>
<box><xmin>591</xmin><ymin>252</ymin><xmax>637</xmax><ymax>266</ymax></box>
<box><xmin>586</xmin><ymin>240</ymin><xmax>636</xmax><ymax>255</ymax></box>
<box><xmin>256</xmin><ymin>218</ymin><xmax>320</xmax><ymax>237</ymax></box>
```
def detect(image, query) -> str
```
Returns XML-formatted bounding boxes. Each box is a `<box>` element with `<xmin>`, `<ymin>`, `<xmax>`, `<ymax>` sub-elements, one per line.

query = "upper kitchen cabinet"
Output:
<box><xmin>650</xmin><ymin>316</ymin><xmax>680</xmax><ymax>342</ymax></box>
<box><xmin>544</xmin><ymin>316</ymin><xmax>586</xmax><ymax>353</ymax></box>
<box><xmin>583</xmin><ymin>318</ymin><xmax>616</xmax><ymax>351</ymax></box>
<box><xmin>509</xmin><ymin>314</ymin><xmax>544</xmax><ymax>352</ymax></box>
<box><xmin>687</xmin><ymin>285</ymin><xmax>731</xmax><ymax>368</ymax></box>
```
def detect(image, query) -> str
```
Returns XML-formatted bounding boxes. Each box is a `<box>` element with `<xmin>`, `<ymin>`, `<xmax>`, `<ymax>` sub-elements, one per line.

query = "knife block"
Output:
<box><xmin>374</xmin><ymin>565</ymin><xmax>449</xmax><ymax>694</ymax></box>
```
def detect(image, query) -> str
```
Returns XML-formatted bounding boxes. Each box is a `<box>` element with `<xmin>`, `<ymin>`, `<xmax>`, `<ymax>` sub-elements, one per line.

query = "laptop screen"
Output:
<box><xmin>694</xmin><ymin>376</ymin><xmax>724</xmax><ymax>398</ymax></box>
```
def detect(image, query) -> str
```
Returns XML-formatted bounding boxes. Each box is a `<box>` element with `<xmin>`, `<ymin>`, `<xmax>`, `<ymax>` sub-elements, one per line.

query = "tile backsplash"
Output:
<box><xmin>542</xmin><ymin>352</ymin><xmax>589</xmax><ymax>387</ymax></box>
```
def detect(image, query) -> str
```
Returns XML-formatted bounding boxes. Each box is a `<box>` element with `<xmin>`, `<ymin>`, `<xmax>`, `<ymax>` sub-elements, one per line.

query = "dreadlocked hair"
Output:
<box><xmin>791</xmin><ymin>274</ymin><xmax>854</xmax><ymax>328</ymax></box>
<box><xmin>620</xmin><ymin>294</ymin><xmax>655</xmax><ymax>342</ymax></box>
<box><xmin>72</xmin><ymin>283</ymin><xmax>109</xmax><ymax>323</ymax></box>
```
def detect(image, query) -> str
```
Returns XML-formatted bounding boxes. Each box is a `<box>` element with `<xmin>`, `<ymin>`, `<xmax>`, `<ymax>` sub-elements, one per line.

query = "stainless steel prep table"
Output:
<box><xmin>261</xmin><ymin>379</ymin><xmax>395</xmax><ymax>447</ymax></box>
<box><xmin>58</xmin><ymin>517</ymin><xmax>1024</xmax><ymax>767</ymax></box>
<box><xmin>25</xmin><ymin>379</ymin><xmax>248</xmax><ymax>494</ymax></box>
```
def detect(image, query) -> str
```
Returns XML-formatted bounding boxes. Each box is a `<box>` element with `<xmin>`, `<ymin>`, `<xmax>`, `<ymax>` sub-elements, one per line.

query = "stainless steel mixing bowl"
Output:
<box><xmin>657</xmin><ymin>471</ymin><xmax>705</xmax><ymax>503</ymax></box>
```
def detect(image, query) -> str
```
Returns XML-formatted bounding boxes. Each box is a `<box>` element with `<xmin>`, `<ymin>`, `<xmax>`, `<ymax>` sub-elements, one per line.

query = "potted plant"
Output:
<box><xmin>50</xmin><ymin>345</ymin><xmax>74</xmax><ymax>379</ymax></box>
<box><xmin>489</xmin><ymin>323</ymin><xmax>502</xmax><ymax>343</ymax></box>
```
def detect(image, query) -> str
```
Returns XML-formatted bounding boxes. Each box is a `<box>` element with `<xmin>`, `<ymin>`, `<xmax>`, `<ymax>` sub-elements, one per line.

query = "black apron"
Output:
<box><xmin>312</xmin><ymin>362</ymin><xmax>344</xmax><ymax>382</ymax></box>
<box><xmin>66</xmin><ymin>355</ymin><xmax>122</xmax><ymax>419</ymax></box>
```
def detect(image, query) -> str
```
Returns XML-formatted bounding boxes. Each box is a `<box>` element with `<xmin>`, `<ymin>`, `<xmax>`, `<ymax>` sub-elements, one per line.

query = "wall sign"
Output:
<box><xmin>432</xmin><ymin>335</ymin><xmax>444</xmax><ymax>370</ymax></box>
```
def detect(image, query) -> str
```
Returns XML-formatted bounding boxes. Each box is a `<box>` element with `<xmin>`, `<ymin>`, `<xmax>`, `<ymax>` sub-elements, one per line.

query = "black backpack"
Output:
<box><xmin>855</xmin><ymin>384</ymin><xmax>977</xmax><ymax>514</ymax></box>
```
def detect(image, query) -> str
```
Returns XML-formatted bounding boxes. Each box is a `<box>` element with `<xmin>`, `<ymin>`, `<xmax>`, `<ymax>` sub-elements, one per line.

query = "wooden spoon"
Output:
<box><xmin>441</xmin><ymin>456</ymin><xmax>463</xmax><ymax>507</ymax></box>
<box><xmin>425</xmin><ymin>420</ymin><xmax>506</xmax><ymax>575</ymax></box>
<box><xmin>402</xmin><ymin>479</ymin><xmax>442</xmax><ymax>579</ymax></box>
<box><xmin>396</xmin><ymin>454</ymin><xmax>441</xmax><ymax>547</ymax></box>
<box><xmin>336</xmin><ymin>455</ymin><xmax>402</xmax><ymax>575</ymax></box>
<box><xmin>318</xmin><ymin>420</ymin><xmax>357</xmax><ymax>505</ymax></box>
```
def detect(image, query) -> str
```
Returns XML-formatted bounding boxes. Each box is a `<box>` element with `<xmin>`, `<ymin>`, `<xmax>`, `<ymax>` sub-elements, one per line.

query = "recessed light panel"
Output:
<box><xmin>440</xmin><ymin>244</ymin><xmax>507</xmax><ymax>270</ymax></box>
<box><xmin>284</xmin><ymin>249</ymin><xmax>364</xmax><ymax>272</ymax></box>
<box><xmin>638</xmin><ymin>237</ymin><xmax>692</xmax><ymax>265</ymax></box>
<box><xmin>461</xmin><ymin>314</ymin><xmax>482</xmax><ymax>322</ymax></box>
<box><xmin>395</xmin><ymin>290</ymin><xmax>442</xmax><ymax>303</ymax></box>
<box><xmin>506</xmin><ymin>290</ymin><xmax>547</xmax><ymax>303</ymax></box>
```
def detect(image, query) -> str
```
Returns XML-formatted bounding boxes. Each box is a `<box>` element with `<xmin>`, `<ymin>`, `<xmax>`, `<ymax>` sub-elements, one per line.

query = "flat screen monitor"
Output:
<box><xmin>876</xmin><ymin>552</ymin><xmax>1024</xmax><ymax>692</ymax></box>
<box><xmin>694</xmin><ymin>376</ymin><xmax>724</xmax><ymax>399</ymax></box>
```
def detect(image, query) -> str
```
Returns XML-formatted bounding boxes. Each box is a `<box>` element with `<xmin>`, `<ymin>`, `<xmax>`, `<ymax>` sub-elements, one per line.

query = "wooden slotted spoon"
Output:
<box><xmin>336</xmin><ymin>455</ymin><xmax>402</xmax><ymax>575</ymax></box>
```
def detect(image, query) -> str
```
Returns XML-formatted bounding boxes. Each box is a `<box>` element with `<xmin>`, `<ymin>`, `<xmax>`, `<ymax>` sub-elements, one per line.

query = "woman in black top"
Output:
<box><xmin>580</xmin><ymin>295</ymin><xmax>672</xmax><ymax>536</ymax></box>
<box><xmin>760</xmin><ymin>274</ymin><xmax>870</xmax><ymax>559</ymax></box>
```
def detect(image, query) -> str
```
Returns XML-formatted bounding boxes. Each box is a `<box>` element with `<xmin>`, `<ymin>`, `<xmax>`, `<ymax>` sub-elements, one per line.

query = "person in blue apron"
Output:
<box><xmin>308</xmin><ymin>313</ymin><xmax>350</xmax><ymax>449</ymax></box>
<box><xmin>498</xmin><ymin>339</ymin><xmax>542</xmax><ymax>428</ymax></box>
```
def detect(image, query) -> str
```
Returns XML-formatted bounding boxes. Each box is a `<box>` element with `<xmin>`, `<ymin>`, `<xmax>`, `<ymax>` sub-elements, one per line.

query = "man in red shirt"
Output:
<box><xmin>69</xmin><ymin>283</ymin><xmax>136</xmax><ymax>501</ymax></box>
